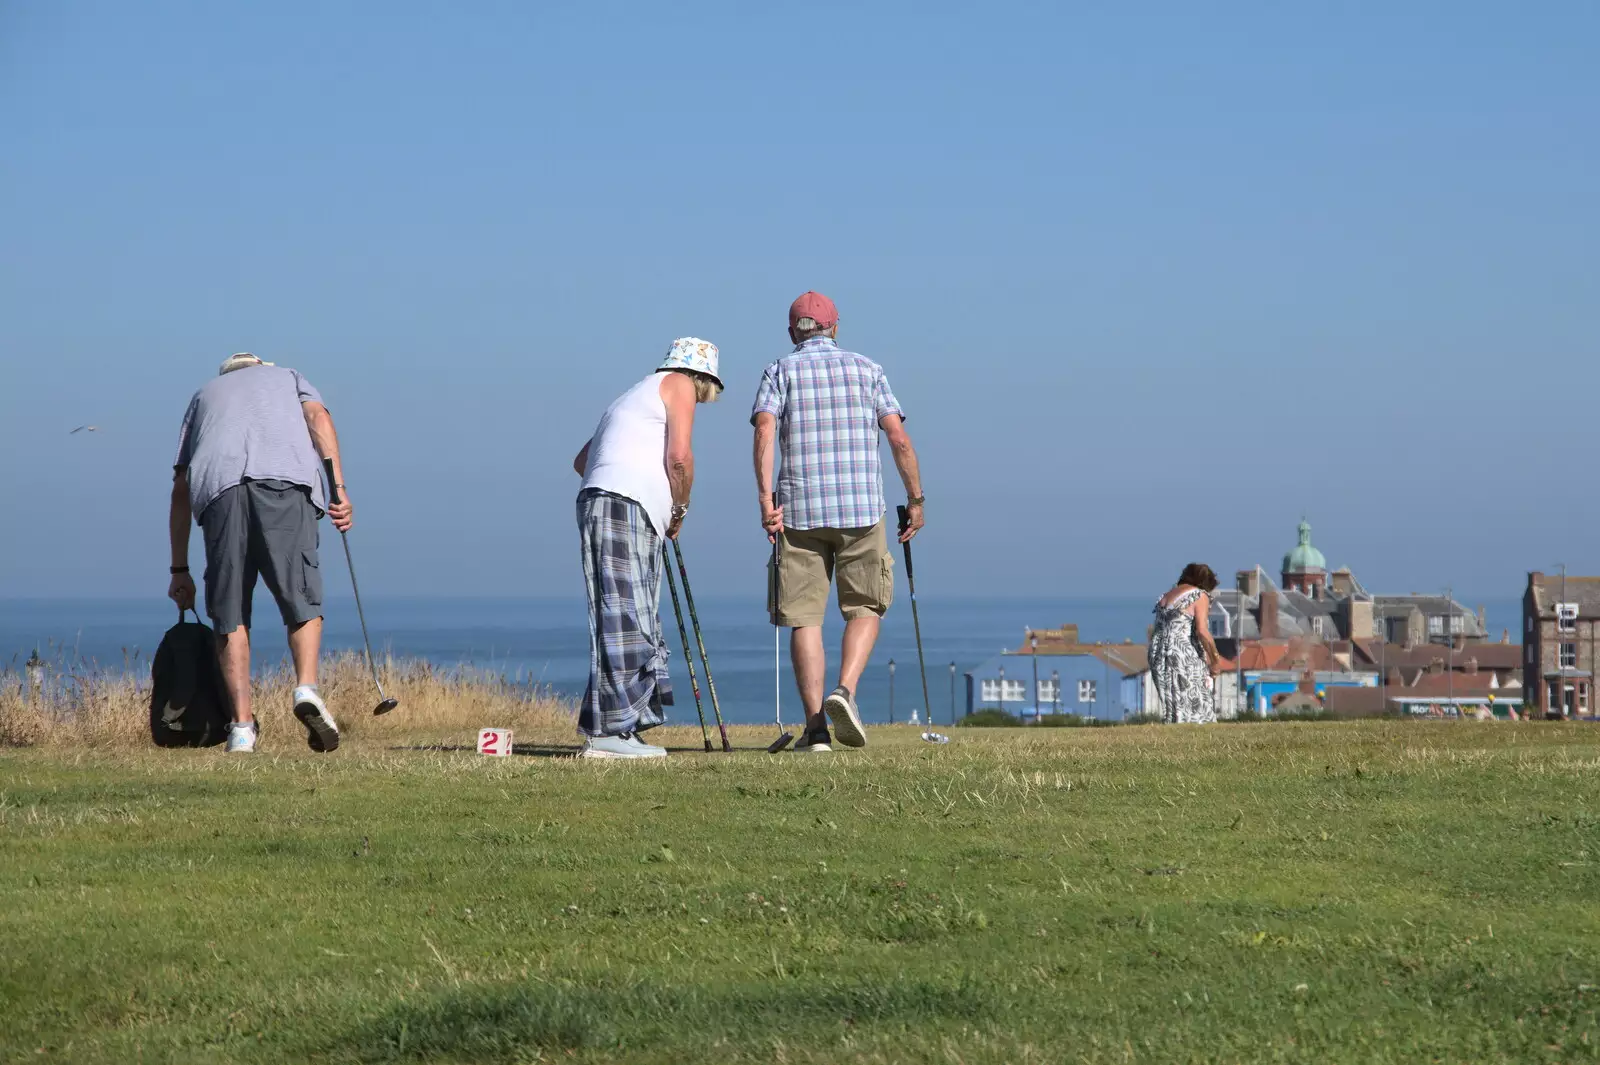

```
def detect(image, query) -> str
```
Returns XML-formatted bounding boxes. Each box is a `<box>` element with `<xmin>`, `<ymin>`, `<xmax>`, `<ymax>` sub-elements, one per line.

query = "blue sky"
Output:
<box><xmin>1</xmin><ymin>1</ymin><xmax>1595</xmax><ymax>600</ymax></box>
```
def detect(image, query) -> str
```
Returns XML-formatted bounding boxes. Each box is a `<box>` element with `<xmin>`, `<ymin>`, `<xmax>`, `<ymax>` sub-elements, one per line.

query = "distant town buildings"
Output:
<box><xmin>964</xmin><ymin>633</ymin><xmax>1151</xmax><ymax>720</ymax></box>
<box><xmin>1209</xmin><ymin>521</ymin><xmax>1486</xmax><ymax>647</ymax></box>
<box><xmin>1524</xmin><ymin>571</ymin><xmax>1599</xmax><ymax>718</ymax></box>
<box><xmin>972</xmin><ymin>519</ymin><xmax>1547</xmax><ymax>722</ymax></box>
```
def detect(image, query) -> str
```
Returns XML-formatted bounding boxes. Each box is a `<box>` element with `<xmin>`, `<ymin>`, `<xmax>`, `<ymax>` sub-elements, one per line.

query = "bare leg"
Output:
<box><xmin>837</xmin><ymin>616</ymin><xmax>881</xmax><ymax>696</ymax></box>
<box><xmin>287</xmin><ymin>617</ymin><xmax>322</xmax><ymax>687</ymax></box>
<box><xmin>217</xmin><ymin>625</ymin><xmax>252</xmax><ymax>725</ymax></box>
<box><xmin>790</xmin><ymin>625</ymin><xmax>827</xmax><ymax>731</ymax></box>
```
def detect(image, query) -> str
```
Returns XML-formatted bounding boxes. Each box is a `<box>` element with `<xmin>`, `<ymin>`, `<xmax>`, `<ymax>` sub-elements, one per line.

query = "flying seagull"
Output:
<box><xmin>70</xmin><ymin>425</ymin><xmax>99</xmax><ymax>434</ymax></box>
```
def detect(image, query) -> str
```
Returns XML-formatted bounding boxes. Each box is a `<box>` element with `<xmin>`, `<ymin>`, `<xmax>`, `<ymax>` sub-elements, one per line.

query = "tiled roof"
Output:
<box><xmin>1372</xmin><ymin>643</ymin><xmax>1522</xmax><ymax>671</ymax></box>
<box><xmin>1529</xmin><ymin>575</ymin><xmax>1600</xmax><ymax>617</ymax></box>
<box><xmin>1089</xmin><ymin>644</ymin><xmax>1150</xmax><ymax>675</ymax></box>
<box><xmin>1392</xmin><ymin>673</ymin><xmax>1503</xmax><ymax>698</ymax></box>
<box><xmin>994</xmin><ymin>641</ymin><xmax>1152</xmax><ymax>678</ymax></box>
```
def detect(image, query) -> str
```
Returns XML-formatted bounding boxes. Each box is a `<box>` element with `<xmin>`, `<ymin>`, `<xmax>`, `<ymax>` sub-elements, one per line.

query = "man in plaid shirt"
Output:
<box><xmin>752</xmin><ymin>291</ymin><xmax>925</xmax><ymax>752</ymax></box>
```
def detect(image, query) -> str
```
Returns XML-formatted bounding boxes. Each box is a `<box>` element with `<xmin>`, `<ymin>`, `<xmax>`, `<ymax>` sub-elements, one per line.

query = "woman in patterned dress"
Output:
<box><xmin>1149</xmin><ymin>563</ymin><xmax>1224</xmax><ymax>724</ymax></box>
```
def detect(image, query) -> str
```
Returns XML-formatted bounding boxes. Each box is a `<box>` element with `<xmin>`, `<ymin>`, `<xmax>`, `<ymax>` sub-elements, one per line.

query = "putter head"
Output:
<box><xmin>767</xmin><ymin>731</ymin><xmax>795</xmax><ymax>753</ymax></box>
<box><xmin>373</xmin><ymin>697</ymin><xmax>399</xmax><ymax>716</ymax></box>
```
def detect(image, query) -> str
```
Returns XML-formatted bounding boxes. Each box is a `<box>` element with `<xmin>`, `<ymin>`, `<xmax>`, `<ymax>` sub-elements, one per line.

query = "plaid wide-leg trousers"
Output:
<box><xmin>576</xmin><ymin>489</ymin><xmax>673</xmax><ymax>737</ymax></box>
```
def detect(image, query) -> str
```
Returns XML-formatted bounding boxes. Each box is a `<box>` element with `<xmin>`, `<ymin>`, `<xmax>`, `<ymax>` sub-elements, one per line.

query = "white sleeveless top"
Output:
<box><xmin>581</xmin><ymin>374</ymin><xmax>671</xmax><ymax>536</ymax></box>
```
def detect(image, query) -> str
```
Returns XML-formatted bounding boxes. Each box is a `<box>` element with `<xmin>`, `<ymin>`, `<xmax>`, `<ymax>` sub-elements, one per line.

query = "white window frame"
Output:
<box><xmin>1560</xmin><ymin>643</ymin><xmax>1577</xmax><ymax>669</ymax></box>
<box><xmin>1557</xmin><ymin>604</ymin><xmax>1579</xmax><ymax>634</ymax></box>
<box><xmin>1450</xmin><ymin>614</ymin><xmax>1465</xmax><ymax>634</ymax></box>
<box><xmin>1038</xmin><ymin>680</ymin><xmax>1059</xmax><ymax>703</ymax></box>
<box><xmin>1078</xmin><ymin>679</ymin><xmax>1096</xmax><ymax>703</ymax></box>
<box><xmin>1428</xmin><ymin>616</ymin><xmax>1444</xmax><ymax>636</ymax></box>
<box><xmin>980</xmin><ymin>679</ymin><xmax>1001</xmax><ymax>702</ymax></box>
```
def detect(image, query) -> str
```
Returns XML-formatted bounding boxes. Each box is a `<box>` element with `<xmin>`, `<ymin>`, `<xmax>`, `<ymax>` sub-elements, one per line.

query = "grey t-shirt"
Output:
<box><xmin>174</xmin><ymin>364</ymin><xmax>327</xmax><ymax>521</ymax></box>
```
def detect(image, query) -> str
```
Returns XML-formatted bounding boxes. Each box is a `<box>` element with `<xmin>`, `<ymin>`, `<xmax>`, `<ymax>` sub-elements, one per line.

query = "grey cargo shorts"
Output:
<box><xmin>200</xmin><ymin>479</ymin><xmax>323</xmax><ymax>633</ymax></box>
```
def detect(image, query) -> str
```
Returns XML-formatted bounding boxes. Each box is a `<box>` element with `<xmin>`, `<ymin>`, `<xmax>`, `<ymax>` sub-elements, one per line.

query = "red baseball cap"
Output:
<box><xmin>789</xmin><ymin>291</ymin><xmax>838</xmax><ymax>329</ymax></box>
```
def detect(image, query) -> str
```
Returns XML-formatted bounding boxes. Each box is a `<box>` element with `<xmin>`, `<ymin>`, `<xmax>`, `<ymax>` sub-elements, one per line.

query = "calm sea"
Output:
<box><xmin>0</xmin><ymin>596</ymin><xmax>1521</xmax><ymax>728</ymax></box>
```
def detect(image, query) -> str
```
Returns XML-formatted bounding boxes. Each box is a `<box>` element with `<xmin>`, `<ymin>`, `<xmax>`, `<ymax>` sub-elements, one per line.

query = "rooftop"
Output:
<box><xmin>1529</xmin><ymin>574</ymin><xmax>1600</xmax><ymax>617</ymax></box>
<box><xmin>977</xmin><ymin>634</ymin><xmax>1152</xmax><ymax>678</ymax></box>
<box><xmin>1282</xmin><ymin>519</ymin><xmax>1327</xmax><ymax>574</ymax></box>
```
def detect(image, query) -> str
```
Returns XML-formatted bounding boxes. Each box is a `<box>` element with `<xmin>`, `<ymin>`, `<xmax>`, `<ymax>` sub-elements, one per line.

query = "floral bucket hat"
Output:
<box><xmin>656</xmin><ymin>337</ymin><xmax>722</xmax><ymax>390</ymax></box>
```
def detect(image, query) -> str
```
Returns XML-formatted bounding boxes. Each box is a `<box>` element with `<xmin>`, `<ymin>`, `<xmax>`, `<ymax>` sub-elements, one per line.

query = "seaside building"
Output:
<box><xmin>964</xmin><ymin>633</ymin><xmax>1151</xmax><ymax>720</ymax></box>
<box><xmin>1280</xmin><ymin>519</ymin><xmax>1328</xmax><ymax>596</ymax></box>
<box><xmin>1524</xmin><ymin>571</ymin><xmax>1600</xmax><ymax>718</ymax></box>
<box><xmin>1324</xmin><ymin>672</ymin><xmax>1524</xmax><ymax>718</ymax></box>
<box><xmin>1210</xmin><ymin>521</ymin><xmax>1487</xmax><ymax>647</ymax></box>
<box><xmin>998</xmin><ymin>522</ymin><xmax>1518</xmax><ymax>722</ymax></box>
<box><xmin>1193</xmin><ymin>518</ymin><xmax>1520</xmax><ymax>718</ymax></box>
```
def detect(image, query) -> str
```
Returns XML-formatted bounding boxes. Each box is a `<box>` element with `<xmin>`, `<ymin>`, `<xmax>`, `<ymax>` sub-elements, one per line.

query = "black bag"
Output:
<box><xmin>149</xmin><ymin>609</ymin><xmax>231</xmax><ymax>748</ymax></box>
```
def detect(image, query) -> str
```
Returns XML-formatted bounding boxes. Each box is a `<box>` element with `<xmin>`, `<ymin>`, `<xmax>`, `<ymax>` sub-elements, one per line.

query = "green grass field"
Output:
<box><xmin>4</xmin><ymin>721</ymin><xmax>1600</xmax><ymax>1064</ymax></box>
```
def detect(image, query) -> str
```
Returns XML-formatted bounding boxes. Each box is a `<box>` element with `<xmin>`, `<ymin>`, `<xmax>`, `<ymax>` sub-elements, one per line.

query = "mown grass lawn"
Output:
<box><xmin>3</xmin><ymin>721</ymin><xmax>1599</xmax><ymax>1064</ymax></box>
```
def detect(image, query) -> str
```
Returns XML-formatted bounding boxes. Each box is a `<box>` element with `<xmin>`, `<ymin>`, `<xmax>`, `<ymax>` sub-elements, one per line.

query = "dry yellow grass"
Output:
<box><xmin>0</xmin><ymin>651</ymin><xmax>573</xmax><ymax>749</ymax></box>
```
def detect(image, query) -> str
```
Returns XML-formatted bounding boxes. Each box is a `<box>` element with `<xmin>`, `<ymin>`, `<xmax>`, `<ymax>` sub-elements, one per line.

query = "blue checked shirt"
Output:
<box><xmin>751</xmin><ymin>337</ymin><xmax>905</xmax><ymax>531</ymax></box>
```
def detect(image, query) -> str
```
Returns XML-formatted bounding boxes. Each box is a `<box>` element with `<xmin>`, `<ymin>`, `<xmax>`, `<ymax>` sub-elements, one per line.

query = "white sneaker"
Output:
<box><xmin>579</xmin><ymin>732</ymin><xmax>667</xmax><ymax>759</ymax></box>
<box><xmin>823</xmin><ymin>686</ymin><xmax>867</xmax><ymax>748</ymax></box>
<box><xmin>293</xmin><ymin>685</ymin><xmax>340</xmax><ymax>752</ymax></box>
<box><xmin>226</xmin><ymin>722</ymin><xmax>257</xmax><ymax>753</ymax></box>
<box><xmin>630</xmin><ymin>732</ymin><xmax>667</xmax><ymax>755</ymax></box>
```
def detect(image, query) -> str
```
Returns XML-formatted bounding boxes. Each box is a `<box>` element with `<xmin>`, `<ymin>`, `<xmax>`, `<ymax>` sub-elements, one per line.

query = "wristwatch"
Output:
<box><xmin>671</xmin><ymin>502</ymin><xmax>690</xmax><ymax>519</ymax></box>
<box><xmin>907</xmin><ymin>496</ymin><xmax>925</xmax><ymax>507</ymax></box>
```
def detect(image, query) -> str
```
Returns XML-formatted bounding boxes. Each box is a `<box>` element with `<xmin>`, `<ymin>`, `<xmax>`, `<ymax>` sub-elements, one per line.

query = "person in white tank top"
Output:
<box><xmin>570</xmin><ymin>338</ymin><xmax>723</xmax><ymax>759</ymax></box>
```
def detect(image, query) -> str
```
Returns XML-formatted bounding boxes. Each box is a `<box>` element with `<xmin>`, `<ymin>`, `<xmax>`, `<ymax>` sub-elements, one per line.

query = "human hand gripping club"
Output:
<box><xmin>897</xmin><ymin>504</ymin><xmax>945</xmax><ymax>743</ymax></box>
<box><xmin>322</xmin><ymin>458</ymin><xmax>398</xmax><ymax>715</ymax></box>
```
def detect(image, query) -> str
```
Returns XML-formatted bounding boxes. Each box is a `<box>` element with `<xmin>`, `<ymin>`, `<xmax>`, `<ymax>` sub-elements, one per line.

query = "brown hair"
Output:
<box><xmin>1177</xmin><ymin>563</ymin><xmax>1218</xmax><ymax>592</ymax></box>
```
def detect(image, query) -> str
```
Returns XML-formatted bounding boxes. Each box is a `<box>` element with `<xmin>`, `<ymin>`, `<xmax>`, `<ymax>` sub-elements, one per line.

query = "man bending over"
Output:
<box><xmin>168</xmin><ymin>352</ymin><xmax>354</xmax><ymax>753</ymax></box>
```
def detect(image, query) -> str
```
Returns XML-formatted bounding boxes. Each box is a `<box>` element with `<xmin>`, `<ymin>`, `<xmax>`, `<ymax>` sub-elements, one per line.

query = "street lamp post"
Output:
<box><xmin>1031</xmin><ymin>634</ymin><xmax>1041</xmax><ymax>719</ymax></box>
<box><xmin>1052</xmin><ymin>669</ymin><xmax>1060</xmax><ymax>715</ymax></box>
<box><xmin>997</xmin><ymin>664</ymin><xmax>1006</xmax><ymax>712</ymax></box>
<box><xmin>949</xmin><ymin>661</ymin><xmax>957</xmax><ymax>722</ymax></box>
<box><xmin>889</xmin><ymin>659</ymin><xmax>896</xmax><ymax>725</ymax></box>
<box><xmin>1445</xmin><ymin>585</ymin><xmax>1454</xmax><ymax>716</ymax></box>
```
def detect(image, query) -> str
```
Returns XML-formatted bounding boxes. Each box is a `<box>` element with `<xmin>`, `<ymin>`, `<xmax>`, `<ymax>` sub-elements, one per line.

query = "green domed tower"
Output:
<box><xmin>1281</xmin><ymin>519</ymin><xmax>1328</xmax><ymax>596</ymax></box>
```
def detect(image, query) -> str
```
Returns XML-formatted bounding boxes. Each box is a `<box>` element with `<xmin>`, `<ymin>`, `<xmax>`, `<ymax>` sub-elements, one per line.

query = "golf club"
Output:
<box><xmin>324</xmin><ymin>459</ymin><xmax>398</xmax><ymax>715</ymax></box>
<box><xmin>663</xmin><ymin>546</ymin><xmax>713</xmax><ymax>752</ymax></box>
<box><xmin>897</xmin><ymin>505</ymin><xmax>943</xmax><ymax>744</ymax></box>
<box><xmin>670</xmin><ymin>540</ymin><xmax>732</xmax><ymax>752</ymax></box>
<box><xmin>766</xmin><ymin>533</ymin><xmax>794</xmax><ymax>753</ymax></box>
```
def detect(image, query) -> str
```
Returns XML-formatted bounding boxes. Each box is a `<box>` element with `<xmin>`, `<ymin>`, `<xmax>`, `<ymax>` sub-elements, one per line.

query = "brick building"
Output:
<box><xmin>1524</xmin><ymin>572</ymin><xmax>1600</xmax><ymax>718</ymax></box>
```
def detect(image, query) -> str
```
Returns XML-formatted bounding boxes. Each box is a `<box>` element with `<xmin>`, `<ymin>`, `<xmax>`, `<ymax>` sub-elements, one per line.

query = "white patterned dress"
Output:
<box><xmin>1149</xmin><ymin>589</ymin><xmax>1216</xmax><ymax>724</ymax></box>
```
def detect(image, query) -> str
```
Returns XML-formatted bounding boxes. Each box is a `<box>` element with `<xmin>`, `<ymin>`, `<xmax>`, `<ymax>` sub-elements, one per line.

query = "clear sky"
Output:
<box><xmin>1</xmin><ymin>1</ymin><xmax>1595</xmax><ymax>601</ymax></box>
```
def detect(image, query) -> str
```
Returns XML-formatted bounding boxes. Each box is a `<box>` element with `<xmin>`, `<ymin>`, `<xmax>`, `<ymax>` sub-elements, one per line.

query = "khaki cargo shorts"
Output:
<box><xmin>771</xmin><ymin>521</ymin><xmax>895</xmax><ymax>628</ymax></box>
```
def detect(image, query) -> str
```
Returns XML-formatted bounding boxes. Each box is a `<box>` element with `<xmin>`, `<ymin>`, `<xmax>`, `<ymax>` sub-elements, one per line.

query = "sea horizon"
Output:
<box><xmin>3</xmin><ymin>594</ymin><xmax>1525</xmax><ymax>728</ymax></box>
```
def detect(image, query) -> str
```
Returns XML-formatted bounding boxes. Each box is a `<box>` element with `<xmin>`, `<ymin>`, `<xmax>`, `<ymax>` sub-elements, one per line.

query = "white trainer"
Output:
<box><xmin>823</xmin><ymin>686</ymin><xmax>868</xmax><ymax>748</ymax></box>
<box><xmin>292</xmin><ymin>685</ymin><xmax>340</xmax><ymax>752</ymax></box>
<box><xmin>579</xmin><ymin>732</ymin><xmax>667</xmax><ymax>759</ymax></box>
<box><xmin>226</xmin><ymin>722</ymin><xmax>257</xmax><ymax>753</ymax></box>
